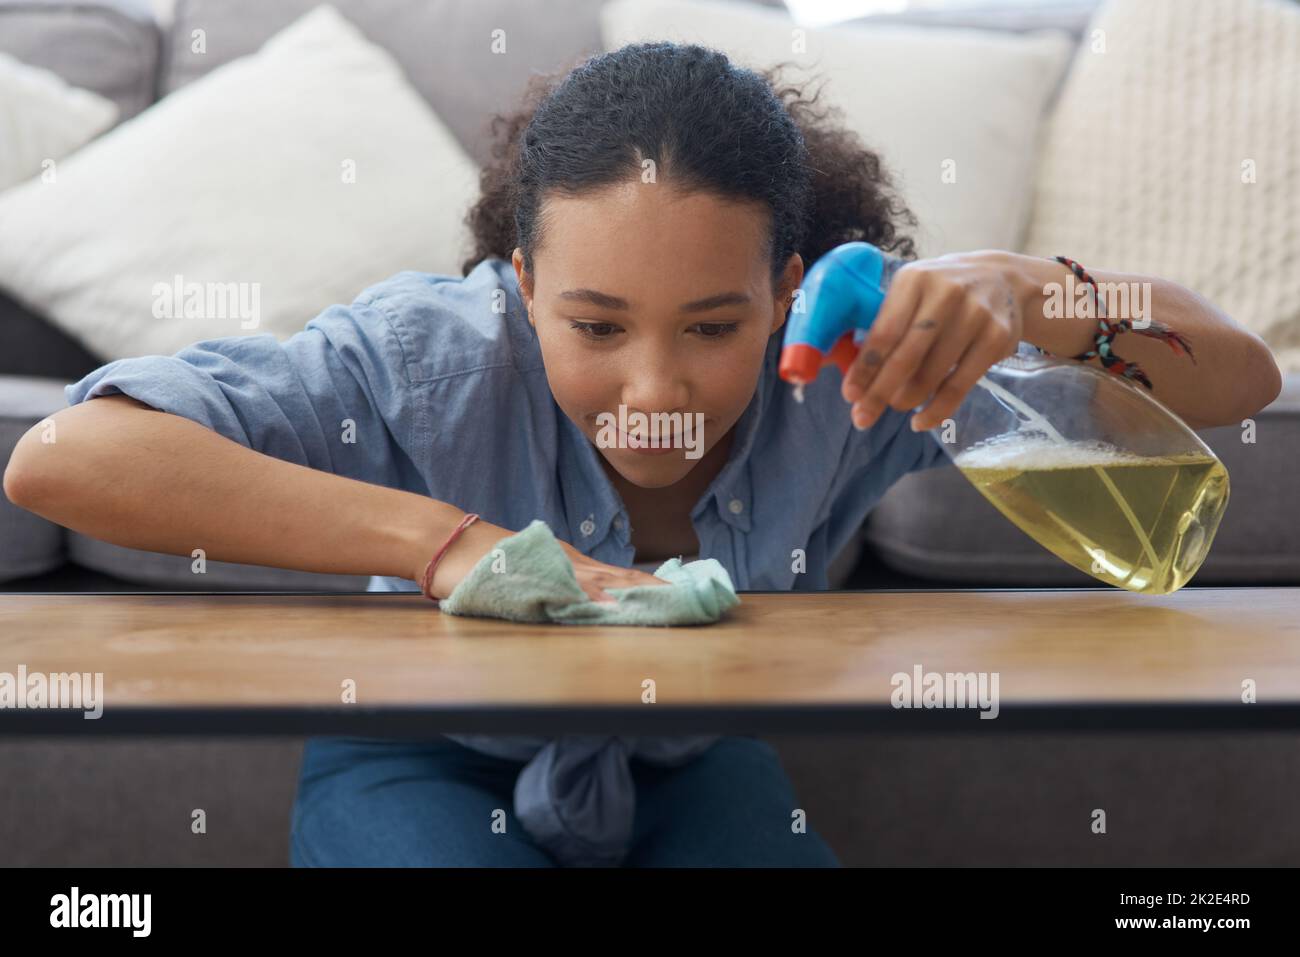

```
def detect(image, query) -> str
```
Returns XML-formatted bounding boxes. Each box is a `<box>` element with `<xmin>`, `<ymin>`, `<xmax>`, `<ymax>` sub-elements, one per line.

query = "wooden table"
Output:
<box><xmin>1</xmin><ymin>588</ymin><xmax>1297</xmax><ymax>734</ymax></box>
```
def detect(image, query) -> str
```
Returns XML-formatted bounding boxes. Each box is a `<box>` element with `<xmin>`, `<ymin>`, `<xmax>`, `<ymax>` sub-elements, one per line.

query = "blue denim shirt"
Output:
<box><xmin>66</xmin><ymin>256</ymin><xmax>952</xmax><ymax>591</ymax></box>
<box><xmin>65</xmin><ymin>255</ymin><xmax>967</xmax><ymax>865</ymax></box>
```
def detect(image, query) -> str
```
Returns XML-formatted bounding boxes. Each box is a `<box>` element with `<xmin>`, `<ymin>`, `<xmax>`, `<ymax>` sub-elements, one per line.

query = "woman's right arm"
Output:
<box><xmin>3</xmin><ymin>395</ymin><xmax>658</xmax><ymax>600</ymax></box>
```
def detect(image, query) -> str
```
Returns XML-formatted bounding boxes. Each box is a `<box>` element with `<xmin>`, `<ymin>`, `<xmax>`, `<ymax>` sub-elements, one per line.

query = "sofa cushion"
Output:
<box><xmin>0</xmin><ymin>4</ymin><xmax>482</xmax><ymax>362</ymax></box>
<box><xmin>1022</xmin><ymin>0</ymin><xmax>1300</xmax><ymax>373</ymax></box>
<box><xmin>864</xmin><ymin>373</ymin><xmax>1300</xmax><ymax>585</ymax></box>
<box><xmin>0</xmin><ymin>375</ymin><xmax>68</xmax><ymax>580</ymax></box>
<box><xmin>0</xmin><ymin>737</ymin><xmax>303</xmax><ymax>866</ymax></box>
<box><xmin>0</xmin><ymin>50</ymin><xmax>119</xmax><ymax>191</ymax></box>
<box><xmin>0</xmin><ymin>0</ymin><xmax>159</xmax><ymax>121</ymax></box>
<box><xmin>4</xmin><ymin>733</ymin><xmax>1297</xmax><ymax>865</ymax></box>
<box><xmin>163</xmin><ymin>0</ymin><xmax>608</xmax><ymax>167</ymax></box>
<box><xmin>0</xmin><ymin>1</ymin><xmax>146</xmax><ymax>377</ymax></box>
<box><xmin>66</xmin><ymin>534</ymin><xmax>370</xmax><ymax>591</ymax></box>
<box><xmin>850</xmin><ymin>0</ymin><xmax>1098</xmax><ymax>39</ymax></box>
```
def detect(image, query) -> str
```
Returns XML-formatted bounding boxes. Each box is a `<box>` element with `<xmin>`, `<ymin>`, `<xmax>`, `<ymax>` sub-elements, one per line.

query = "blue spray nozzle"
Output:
<box><xmin>779</xmin><ymin>241</ymin><xmax>891</xmax><ymax>389</ymax></box>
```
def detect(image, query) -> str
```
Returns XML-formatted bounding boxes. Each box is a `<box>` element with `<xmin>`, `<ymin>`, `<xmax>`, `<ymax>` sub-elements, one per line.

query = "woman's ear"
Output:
<box><xmin>771</xmin><ymin>253</ymin><xmax>804</xmax><ymax>336</ymax></box>
<box><xmin>511</xmin><ymin>248</ymin><xmax>535</xmax><ymax>326</ymax></box>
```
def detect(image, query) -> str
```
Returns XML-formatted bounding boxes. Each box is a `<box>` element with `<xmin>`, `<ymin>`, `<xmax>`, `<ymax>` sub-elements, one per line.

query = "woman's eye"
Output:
<box><xmin>569</xmin><ymin>320</ymin><xmax>620</xmax><ymax>340</ymax></box>
<box><xmin>567</xmin><ymin>320</ymin><xmax>738</xmax><ymax>341</ymax></box>
<box><xmin>693</xmin><ymin>322</ymin><xmax>739</xmax><ymax>339</ymax></box>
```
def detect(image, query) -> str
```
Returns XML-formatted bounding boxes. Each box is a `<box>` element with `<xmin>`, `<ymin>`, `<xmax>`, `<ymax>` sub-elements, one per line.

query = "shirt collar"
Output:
<box><xmin>557</xmin><ymin>408</ymin><xmax>625</xmax><ymax>554</ymax></box>
<box><xmin>688</xmin><ymin>332</ymin><xmax>782</xmax><ymax>534</ymax></box>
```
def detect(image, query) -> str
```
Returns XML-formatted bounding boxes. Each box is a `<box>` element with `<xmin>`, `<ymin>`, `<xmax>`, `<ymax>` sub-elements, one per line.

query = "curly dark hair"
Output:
<box><xmin>462</xmin><ymin>41</ymin><xmax>917</xmax><ymax>282</ymax></box>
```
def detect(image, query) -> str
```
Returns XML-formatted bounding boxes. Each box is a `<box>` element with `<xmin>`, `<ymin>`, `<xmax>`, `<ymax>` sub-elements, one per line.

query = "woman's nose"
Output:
<box><xmin>620</xmin><ymin>352</ymin><xmax>690</xmax><ymax>413</ymax></box>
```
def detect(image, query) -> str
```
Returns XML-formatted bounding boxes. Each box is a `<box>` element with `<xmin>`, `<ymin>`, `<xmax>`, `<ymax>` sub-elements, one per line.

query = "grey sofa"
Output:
<box><xmin>1</xmin><ymin>0</ymin><xmax>1296</xmax><ymax>867</ymax></box>
<box><xmin>2</xmin><ymin>0</ymin><xmax>1294</xmax><ymax>593</ymax></box>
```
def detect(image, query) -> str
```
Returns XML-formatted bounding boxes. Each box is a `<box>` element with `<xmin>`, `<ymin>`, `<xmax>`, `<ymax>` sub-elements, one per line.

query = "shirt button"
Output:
<box><xmin>728</xmin><ymin>498</ymin><xmax>744</xmax><ymax>515</ymax></box>
<box><xmin>613</xmin><ymin>517</ymin><xmax>625</xmax><ymax>531</ymax></box>
<box><xmin>580</xmin><ymin>518</ymin><xmax>596</xmax><ymax>537</ymax></box>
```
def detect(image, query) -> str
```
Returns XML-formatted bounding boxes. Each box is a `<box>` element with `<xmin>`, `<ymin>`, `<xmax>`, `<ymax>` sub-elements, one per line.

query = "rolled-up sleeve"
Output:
<box><xmin>65</xmin><ymin>299</ymin><xmax>412</xmax><ymax>485</ymax></box>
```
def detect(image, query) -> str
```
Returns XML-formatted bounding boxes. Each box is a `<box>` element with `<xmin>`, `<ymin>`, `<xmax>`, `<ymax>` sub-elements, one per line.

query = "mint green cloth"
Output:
<box><xmin>438</xmin><ymin>519</ymin><xmax>739</xmax><ymax>625</ymax></box>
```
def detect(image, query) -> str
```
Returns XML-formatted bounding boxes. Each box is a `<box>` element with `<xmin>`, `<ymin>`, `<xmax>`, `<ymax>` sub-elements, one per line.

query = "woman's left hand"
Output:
<box><xmin>842</xmin><ymin>251</ymin><xmax>1024</xmax><ymax>432</ymax></box>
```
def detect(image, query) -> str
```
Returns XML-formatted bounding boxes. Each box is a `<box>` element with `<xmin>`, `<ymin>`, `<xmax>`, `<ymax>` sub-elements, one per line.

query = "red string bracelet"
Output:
<box><xmin>1044</xmin><ymin>255</ymin><xmax>1196</xmax><ymax>390</ymax></box>
<box><xmin>420</xmin><ymin>512</ymin><xmax>480</xmax><ymax>601</ymax></box>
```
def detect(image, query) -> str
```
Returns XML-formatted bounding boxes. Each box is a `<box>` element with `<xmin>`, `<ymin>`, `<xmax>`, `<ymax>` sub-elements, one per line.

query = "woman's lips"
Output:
<box><xmin>621</xmin><ymin>428</ymin><xmax>683</xmax><ymax>455</ymax></box>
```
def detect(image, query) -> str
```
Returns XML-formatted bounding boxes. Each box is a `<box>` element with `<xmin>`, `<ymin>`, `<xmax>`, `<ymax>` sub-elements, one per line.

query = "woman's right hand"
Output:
<box><xmin>421</xmin><ymin>516</ymin><xmax>667</xmax><ymax>602</ymax></box>
<box><xmin>558</xmin><ymin>540</ymin><xmax>669</xmax><ymax>604</ymax></box>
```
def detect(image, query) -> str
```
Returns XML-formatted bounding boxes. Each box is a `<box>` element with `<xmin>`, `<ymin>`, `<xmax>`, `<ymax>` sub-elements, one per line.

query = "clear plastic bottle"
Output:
<box><xmin>779</xmin><ymin>242</ymin><xmax>1230</xmax><ymax>594</ymax></box>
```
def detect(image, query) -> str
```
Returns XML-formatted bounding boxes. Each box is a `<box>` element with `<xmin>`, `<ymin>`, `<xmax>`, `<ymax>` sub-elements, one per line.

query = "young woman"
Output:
<box><xmin>5</xmin><ymin>42</ymin><xmax>1281</xmax><ymax>867</ymax></box>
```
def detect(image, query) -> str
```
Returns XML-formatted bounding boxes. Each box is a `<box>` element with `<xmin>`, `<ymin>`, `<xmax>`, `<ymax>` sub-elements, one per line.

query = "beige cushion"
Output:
<box><xmin>1022</xmin><ymin>0</ymin><xmax>1300</xmax><ymax>372</ymax></box>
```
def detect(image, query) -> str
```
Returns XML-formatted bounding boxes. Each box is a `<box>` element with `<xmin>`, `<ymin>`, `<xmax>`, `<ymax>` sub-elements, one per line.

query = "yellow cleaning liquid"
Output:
<box><xmin>955</xmin><ymin>433</ymin><xmax>1229</xmax><ymax>594</ymax></box>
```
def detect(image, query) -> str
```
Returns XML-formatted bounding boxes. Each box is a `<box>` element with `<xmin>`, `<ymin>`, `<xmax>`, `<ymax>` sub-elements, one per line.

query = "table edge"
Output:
<box><xmin>3</xmin><ymin>701</ymin><xmax>1299</xmax><ymax>736</ymax></box>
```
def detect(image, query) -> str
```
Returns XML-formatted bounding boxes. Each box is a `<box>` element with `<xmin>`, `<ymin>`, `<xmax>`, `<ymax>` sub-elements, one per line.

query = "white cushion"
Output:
<box><xmin>1022</xmin><ymin>0</ymin><xmax>1300</xmax><ymax>372</ymax></box>
<box><xmin>0</xmin><ymin>5</ymin><xmax>480</xmax><ymax>361</ymax></box>
<box><xmin>600</xmin><ymin>0</ymin><xmax>1075</xmax><ymax>257</ymax></box>
<box><xmin>0</xmin><ymin>51</ymin><xmax>118</xmax><ymax>193</ymax></box>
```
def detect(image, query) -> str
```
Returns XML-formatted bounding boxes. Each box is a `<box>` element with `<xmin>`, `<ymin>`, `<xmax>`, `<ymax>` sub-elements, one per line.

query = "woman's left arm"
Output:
<box><xmin>1000</xmin><ymin>250</ymin><xmax>1284</xmax><ymax>430</ymax></box>
<box><xmin>843</xmin><ymin>250</ymin><xmax>1284</xmax><ymax>433</ymax></box>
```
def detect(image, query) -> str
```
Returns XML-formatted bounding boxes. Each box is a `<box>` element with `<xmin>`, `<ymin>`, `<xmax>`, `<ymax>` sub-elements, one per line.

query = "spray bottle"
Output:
<box><xmin>778</xmin><ymin>241</ymin><xmax>1230</xmax><ymax>595</ymax></box>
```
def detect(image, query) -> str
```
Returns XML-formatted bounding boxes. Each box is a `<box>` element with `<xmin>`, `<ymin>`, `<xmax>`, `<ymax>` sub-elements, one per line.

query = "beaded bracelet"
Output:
<box><xmin>419</xmin><ymin>512</ymin><xmax>480</xmax><ymax>601</ymax></box>
<box><xmin>1047</xmin><ymin>255</ymin><xmax>1196</xmax><ymax>390</ymax></box>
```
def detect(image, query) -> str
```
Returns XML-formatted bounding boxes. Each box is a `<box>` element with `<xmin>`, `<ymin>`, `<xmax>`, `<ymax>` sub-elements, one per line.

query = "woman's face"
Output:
<box><xmin>513</xmin><ymin>180</ymin><xmax>802</xmax><ymax>490</ymax></box>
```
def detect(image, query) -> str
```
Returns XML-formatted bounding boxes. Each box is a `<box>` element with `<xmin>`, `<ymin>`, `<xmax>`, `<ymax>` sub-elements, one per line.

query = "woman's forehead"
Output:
<box><xmin>534</xmin><ymin>185</ymin><xmax>771</xmax><ymax>282</ymax></box>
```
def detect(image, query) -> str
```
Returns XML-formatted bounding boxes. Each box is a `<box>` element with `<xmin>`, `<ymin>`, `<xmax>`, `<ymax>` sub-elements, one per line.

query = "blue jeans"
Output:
<box><xmin>289</xmin><ymin>734</ymin><xmax>840</xmax><ymax>867</ymax></box>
